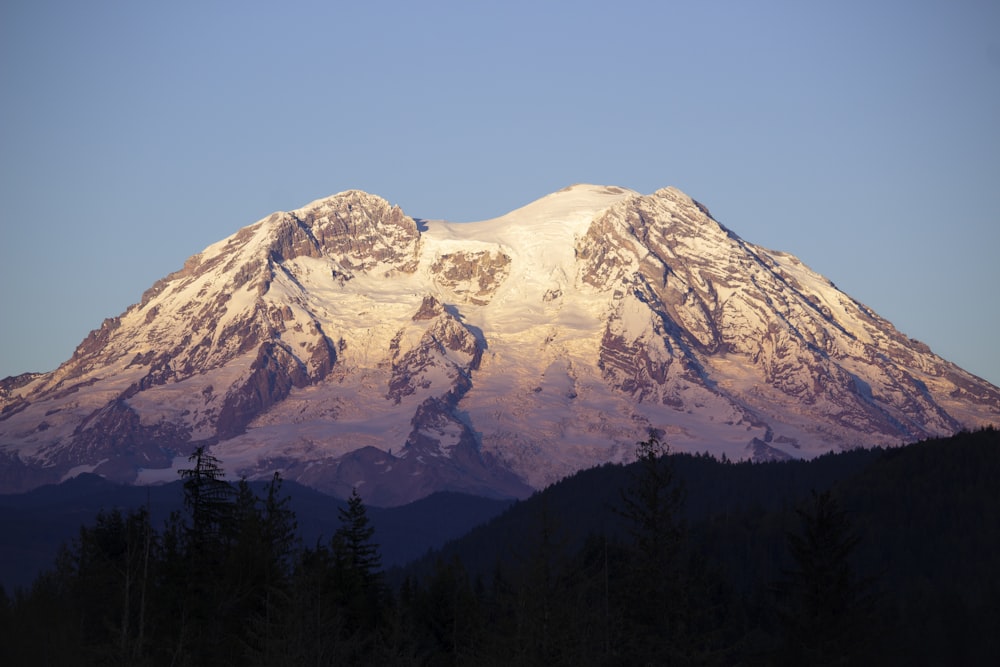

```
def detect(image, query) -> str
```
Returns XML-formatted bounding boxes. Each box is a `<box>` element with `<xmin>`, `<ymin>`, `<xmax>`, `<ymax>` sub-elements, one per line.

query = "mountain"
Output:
<box><xmin>0</xmin><ymin>474</ymin><xmax>512</xmax><ymax>591</ymax></box>
<box><xmin>1</xmin><ymin>185</ymin><xmax>998</xmax><ymax>504</ymax></box>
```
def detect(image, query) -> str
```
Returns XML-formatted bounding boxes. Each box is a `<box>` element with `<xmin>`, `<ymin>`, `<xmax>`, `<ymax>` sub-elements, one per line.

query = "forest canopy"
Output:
<box><xmin>1</xmin><ymin>428</ymin><xmax>997</xmax><ymax>665</ymax></box>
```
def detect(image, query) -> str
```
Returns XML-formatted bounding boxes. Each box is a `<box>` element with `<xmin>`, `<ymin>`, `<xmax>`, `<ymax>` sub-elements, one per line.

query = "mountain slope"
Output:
<box><xmin>1</xmin><ymin>184</ymin><xmax>997</xmax><ymax>503</ymax></box>
<box><xmin>0</xmin><ymin>475</ymin><xmax>513</xmax><ymax>591</ymax></box>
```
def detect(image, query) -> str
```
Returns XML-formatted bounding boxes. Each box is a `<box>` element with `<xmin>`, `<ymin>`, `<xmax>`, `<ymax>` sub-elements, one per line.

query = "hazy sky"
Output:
<box><xmin>2</xmin><ymin>0</ymin><xmax>998</xmax><ymax>387</ymax></box>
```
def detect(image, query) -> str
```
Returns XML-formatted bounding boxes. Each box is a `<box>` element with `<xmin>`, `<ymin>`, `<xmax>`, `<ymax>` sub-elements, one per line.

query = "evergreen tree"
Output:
<box><xmin>284</xmin><ymin>543</ymin><xmax>348</xmax><ymax>665</ymax></box>
<box><xmin>570</xmin><ymin>532</ymin><xmax>631</xmax><ymax>665</ymax></box>
<box><xmin>335</xmin><ymin>487</ymin><xmax>382</xmax><ymax>582</ymax></box>
<box><xmin>408</xmin><ymin>555</ymin><xmax>484</xmax><ymax>664</ymax></box>
<box><xmin>618</xmin><ymin>432</ymin><xmax>684</xmax><ymax>578</ymax></box>
<box><xmin>330</xmin><ymin>487</ymin><xmax>386</xmax><ymax>659</ymax></box>
<box><xmin>507</xmin><ymin>499</ymin><xmax>579</xmax><ymax>665</ymax></box>
<box><xmin>772</xmin><ymin>490</ymin><xmax>878</xmax><ymax>665</ymax></box>
<box><xmin>240</xmin><ymin>473</ymin><xmax>300</xmax><ymax>665</ymax></box>
<box><xmin>175</xmin><ymin>446</ymin><xmax>237</xmax><ymax>664</ymax></box>
<box><xmin>46</xmin><ymin>507</ymin><xmax>156</xmax><ymax>664</ymax></box>
<box><xmin>616</xmin><ymin>431</ymin><xmax>690</xmax><ymax>662</ymax></box>
<box><xmin>179</xmin><ymin>446</ymin><xmax>236</xmax><ymax>548</ymax></box>
<box><xmin>261</xmin><ymin>472</ymin><xmax>298</xmax><ymax>573</ymax></box>
<box><xmin>0</xmin><ymin>569</ymin><xmax>82</xmax><ymax>665</ymax></box>
<box><xmin>614</xmin><ymin>431</ymin><xmax>728</xmax><ymax>664</ymax></box>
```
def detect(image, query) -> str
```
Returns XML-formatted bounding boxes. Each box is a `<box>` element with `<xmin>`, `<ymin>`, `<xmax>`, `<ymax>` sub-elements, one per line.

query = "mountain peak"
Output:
<box><xmin>652</xmin><ymin>186</ymin><xmax>716</xmax><ymax>219</ymax></box>
<box><xmin>487</xmin><ymin>183</ymin><xmax>637</xmax><ymax>228</ymax></box>
<box><xmin>292</xmin><ymin>189</ymin><xmax>418</xmax><ymax>259</ymax></box>
<box><xmin>1</xmin><ymin>184</ymin><xmax>997</xmax><ymax>502</ymax></box>
<box><xmin>293</xmin><ymin>189</ymin><xmax>396</xmax><ymax>217</ymax></box>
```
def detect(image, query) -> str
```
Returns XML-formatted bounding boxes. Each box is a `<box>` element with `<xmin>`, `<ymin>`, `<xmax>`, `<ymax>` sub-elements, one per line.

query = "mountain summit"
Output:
<box><xmin>2</xmin><ymin>185</ymin><xmax>997</xmax><ymax>503</ymax></box>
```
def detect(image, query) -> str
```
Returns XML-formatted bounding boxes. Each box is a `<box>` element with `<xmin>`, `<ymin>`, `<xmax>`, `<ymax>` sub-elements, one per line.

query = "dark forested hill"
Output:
<box><xmin>399</xmin><ymin>428</ymin><xmax>1000</xmax><ymax>664</ymax></box>
<box><xmin>0</xmin><ymin>477</ymin><xmax>511</xmax><ymax>591</ymax></box>
<box><xmin>398</xmin><ymin>443</ymin><xmax>886</xmax><ymax>581</ymax></box>
<box><xmin>2</xmin><ymin>429</ymin><xmax>996</xmax><ymax>664</ymax></box>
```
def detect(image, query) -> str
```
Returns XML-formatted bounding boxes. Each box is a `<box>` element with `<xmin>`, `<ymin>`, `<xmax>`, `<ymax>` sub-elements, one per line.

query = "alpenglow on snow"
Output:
<box><xmin>1</xmin><ymin>184</ymin><xmax>998</xmax><ymax>504</ymax></box>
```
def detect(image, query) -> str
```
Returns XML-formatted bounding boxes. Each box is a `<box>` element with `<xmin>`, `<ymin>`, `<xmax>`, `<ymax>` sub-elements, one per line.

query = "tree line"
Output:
<box><xmin>0</xmin><ymin>448</ymin><xmax>389</xmax><ymax>665</ymax></box>
<box><xmin>2</xmin><ymin>428</ymin><xmax>998</xmax><ymax>665</ymax></box>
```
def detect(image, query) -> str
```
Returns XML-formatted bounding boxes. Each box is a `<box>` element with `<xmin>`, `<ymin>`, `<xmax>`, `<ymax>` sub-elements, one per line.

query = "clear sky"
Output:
<box><xmin>2</xmin><ymin>0</ymin><xmax>998</xmax><ymax>387</ymax></box>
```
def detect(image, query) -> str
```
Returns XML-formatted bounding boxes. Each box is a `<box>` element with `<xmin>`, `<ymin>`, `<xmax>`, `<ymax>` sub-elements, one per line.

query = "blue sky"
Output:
<box><xmin>2</xmin><ymin>0</ymin><xmax>999</xmax><ymax>386</ymax></box>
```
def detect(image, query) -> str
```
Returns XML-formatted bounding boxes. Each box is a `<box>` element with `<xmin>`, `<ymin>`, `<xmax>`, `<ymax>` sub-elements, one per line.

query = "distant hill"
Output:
<box><xmin>0</xmin><ymin>477</ymin><xmax>511</xmax><ymax>591</ymax></box>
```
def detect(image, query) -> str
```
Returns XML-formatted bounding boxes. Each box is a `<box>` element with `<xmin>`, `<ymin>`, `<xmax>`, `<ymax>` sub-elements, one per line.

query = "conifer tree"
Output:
<box><xmin>508</xmin><ymin>498</ymin><xmax>578</xmax><ymax>665</ymax></box>
<box><xmin>773</xmin><ymin>490</ymin><xmax>877</xmax><ymax>665</ymax></box>
<box><xmin>241</xmin><ymin>473</ymin><xmax>299</xmax><ymax>664</ymax></box>
<box><xmin>331</xmin><ymin>487</ymin><xmax>385</xmax><ymax>657</ymax></box>
<box><xmin>176</xmin><ymin>446</ymin><xmax>236</xmax><ymax>663</ymax></box>
<box><xmin>51</xmin><ymin>507</ymin><xmax>155</xmax><ymax>663</ymax></box>
<box><xmin>411</xmin><ymin>555</ymin><xmax>484</xmax><ymax>663</ymax></box>
<box><xmin>179</xmin><ymin>446</ymin><xmax>235</xmax><ymax>548</ymax></box>
<box><xmin>616</xmin><ymin>431</ymin><xmax>693</xmax><ymax>663</ymax></box>
<box><xmin>335</xmin><ymin>487</ymin><xmax>382</xmax><ymax>583</ymax></box>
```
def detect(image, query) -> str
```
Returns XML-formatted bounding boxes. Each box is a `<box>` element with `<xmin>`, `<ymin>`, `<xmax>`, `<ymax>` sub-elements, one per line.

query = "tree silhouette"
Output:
<box><xmin>335</xmin><ymin>487</ymin><xmax>382</xmax><ymax>582</ymax></box>
<box><xmin>329</xmin><ymin>486</ymin><xmax>385</xmax><ymax>657</ymax></box>
<box><xmin>179</xmin><ymin>446</ymin><xmax>235</xmax><ymax>548</ymax></box>
<box><xmin>773</xmin><ymin>489</ymin><xmax>877</xmax><ymax>665</ymax></box>
<box><xmin>616</xmin><ymin>431</ymin><xmax>694</xmax><ymax>663</ymax></box>
<box><xmin>174</xmin><ymin>446</ymin><xmax>238</xmax><ymax>662</ymax></box>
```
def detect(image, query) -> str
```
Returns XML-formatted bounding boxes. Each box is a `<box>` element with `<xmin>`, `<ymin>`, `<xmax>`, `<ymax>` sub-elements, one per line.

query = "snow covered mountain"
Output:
<box><xmin>2</xmin><ymin>185</ymin><xmax>998</xmax><ymax>504</ymax></box>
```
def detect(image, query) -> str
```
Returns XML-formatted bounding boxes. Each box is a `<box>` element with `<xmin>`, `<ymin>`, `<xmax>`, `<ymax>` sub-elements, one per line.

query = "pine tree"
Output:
<box><xmin>619</xmin><ymin>432</ymin><xmax>684</xmax><ymax>578</ymax></box>
<box><xmin>330</xmin><ymin>487</ymin><xmax>385</xmax><ymax>658</ymax></box>
<box><xmin>616</xmin><ymin>431</ymin><xmax>697</xmax><ymax>663</ymax></box>
<box><xmin>179</xmin><ymin>446</ymin><xmax>235</xmax><ymax>548</ymax></box>
<box><xmin>335</xmin><ymin>487</ymin><xmax>382</xmax><ymax>582</ymax></box>
<box><xmin>241</xmin><ymin>473</ymin><xmax>300</xmax><ymax>665</ymax></box>
<box><xmin>411</xmin><ymin>555</ymin><xmax>484</xmax><ymax>663</ymax></box>
<box><xmin>175</xmin><ymin>446</ymin><xmax>237</xmax><ymax>664</ymax></box>
<box><xmin>508</xmin><ymin>499</ymin><xmax>578</xmax><ymax>665</ymax></box>
<box><xmin>49</xmin><ymin>507</ymin><xmax>156</xmax><ymax>663</ymax></box>
<box><xmin>261</xmin><ymin>472</ymin><xmax>298</xmax><ymax>574</ymax></box>
<box><xmin>284</xmin><ymin>544</ymin><xmax>347</xmax><ymax>665</ymax></box>
<box><xmin>772</xmin><ymin>490</ymin><xmax>878</xmax><ymax>665</ymax></box>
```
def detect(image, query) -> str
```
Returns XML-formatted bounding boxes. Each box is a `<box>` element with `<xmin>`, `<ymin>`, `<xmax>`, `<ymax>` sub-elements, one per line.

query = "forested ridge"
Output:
<box><xmin>1</xmin><ymin>428</ymin><xmax>997</xmax><ymax>665</ymax></box>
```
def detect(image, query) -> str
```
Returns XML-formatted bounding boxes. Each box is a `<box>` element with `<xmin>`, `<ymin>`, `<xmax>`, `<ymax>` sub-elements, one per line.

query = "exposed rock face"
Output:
<box><xmin>1</xmin><ymin>185</ymin><xmax>998</xmax><ymax>504</ymax></box>
<box><xmin>217</xmin><ymin>342</ymin><xmax>314</xmax><ymax>439</ymax></box>
<box><xmin>71</xmin><ymin>399</ymin><xmax>191</xmax><ymax>472</ymax></box>
<box><xmin>431</xmin><ymin>250</ymin><xmax>511</xmax><ymax>304</ymax></box>
<box><xmin>275</xmin><ymin>190</ymin><xmax>422</xmax><ymax>273</ymax></box>
<box><xmin>387</xmin><ymin>305</ymin><xmax>483</xmax><ymax>404</ymax></box>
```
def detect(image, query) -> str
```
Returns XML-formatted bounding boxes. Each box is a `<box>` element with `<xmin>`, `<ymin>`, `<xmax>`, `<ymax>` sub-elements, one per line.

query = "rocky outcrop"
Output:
<box><xmin>387</xmin><ymin>302</ymin><xmax>483</xmax><ymax>404</ymax></box>
<box><xmin>217</xmin><ymin>342</ymin><xmax>315</xmax><ymax>438</ymax></box>
<box><xmin>69</xmin><ymin>399</ymin><xmax>194</xmax><ymax>480</ymax></box>
<box><xmin>1</xmin><ymin>184</ymin><xmax>998</xmax><ymax>502</ymax></box>
<box><xmin>431</xmin><ymin>250</ymin><xmax>511</xmax><ymax>304</ymax></box>
<box><xmin>290</xmin><ymin>190</ymin><xmax>421</xmax><ymax>273</ymax></box>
